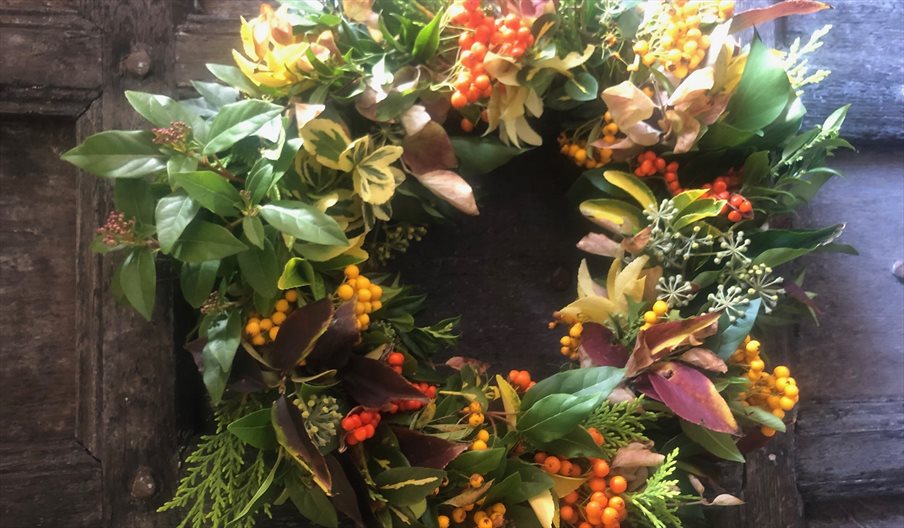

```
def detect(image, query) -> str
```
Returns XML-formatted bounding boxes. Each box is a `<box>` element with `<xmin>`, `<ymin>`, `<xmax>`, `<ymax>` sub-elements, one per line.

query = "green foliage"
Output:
<box><xmin>627</xmin><ymin>449</ymin><xmax>696</xmax><ymax>528</ymax></box>
<box><xmin>159</xmin><ymin>399</ymin><xmax>273</xmax><ymax>528</ymax></box>
<box><xmin>583</xmin><ymin>396</ymin><xmax>662</xmax><ymax>458</ymax></box>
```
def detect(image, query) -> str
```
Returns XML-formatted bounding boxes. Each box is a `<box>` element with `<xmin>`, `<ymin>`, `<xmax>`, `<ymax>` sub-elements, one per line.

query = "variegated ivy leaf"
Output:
<box><xmin>300</xmin><ymin>118</ymin><xmax>352</xmax><ymax>171</ymax></box>
<box><xmin>340</xmin><ymin>136</ymin><xmax>405</xmax><ymax>205</ymax></box>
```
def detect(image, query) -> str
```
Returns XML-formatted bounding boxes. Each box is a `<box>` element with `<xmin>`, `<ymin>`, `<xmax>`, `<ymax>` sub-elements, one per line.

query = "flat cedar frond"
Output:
<box><xmin>626</xmin><ymin>449</ymin><xmax>697</xmax><ymax>528</ymax></box>
<box><xmin>584</xmin><ymin>396</ymin><xmax>662</xmax><ymax>458</ymax></box>
<box><xmin>159</xmin><ymin>399</ymin><xmax>272</xmax><ymax>528</ymax></box>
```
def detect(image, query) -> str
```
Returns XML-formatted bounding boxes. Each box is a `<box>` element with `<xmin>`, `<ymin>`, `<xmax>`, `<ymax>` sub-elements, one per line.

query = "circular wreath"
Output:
<box><xmin>62</xmin><ymin>1</ymin><xmax>849</xmax><ymax>527</ymax></box>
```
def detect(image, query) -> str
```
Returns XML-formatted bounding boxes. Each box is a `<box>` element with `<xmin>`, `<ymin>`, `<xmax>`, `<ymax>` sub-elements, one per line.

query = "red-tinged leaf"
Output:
<box><xmin>272</xmin><ymin>396</ymin><xmax>332</xmax><ymax>492</ymax></box>
<box><xmin>730</xmin><ymin>1</ymin><xmax>831</xmax><ymax>33</ymax></box>
<box><xmin>621</xmin><ymin>226</ymin><xmax>652</xmax><ymax>255</ymax></box>
<box><xmin>401</xmin><ymin>105</ymin><xmax>432</xmax><ymax>136</ymax></box>
<box><xmin>645</xmin><ymin>362</ymin><xmax>739</xmax><ymax>434</ymax></box>
<box><xmin>414</xmin><ymin>170</ymin><xmax>479</xmax><ymax>216</ymax></box>
<box><xmin>580</xmin><ymin>323</ymin><xmax>629</xmax><ymax>368</ymax></box>
<box><xmin>334</xmin><ymin>452</ymin><xmax>382</xmax><ymax>527</ymax></box>
<box><xmin>625</xmin><ymin>312</ymin><xmax>721</xmax><ymax>376</ymax></box>
<box><xmin>784</xmin><ymin>279</ymin><xmax>822</xmax><ymax>315</ymax></box>
<box><xmin>445</xmin><ymin>356</ymin><xmax>490</xmax><ymax>374</ymax></box>
<box><xmin>306</xmin><ymin>302</ymin><xmax>358</xmax><ymax>370</ymax></box>
<box><xmin>420</xmin><ymin>92</ymin><xmax>451</xmax><ymax>124</ymax></box>
<box><xmin>342</xmin><ymin>355</ymin><xmax>430</xmax><ymax>408</ymax></box>
<box><xmin>611</xmin><ymin>442</ymin><xmax>666</xmax><ymax>469</ymax></box>
<box><xmin>325</xmin><ymin>455</ymin><xmax>365</xmax><ymax>527</ymax></box>
<box><xmin>576</xmin><ymin>232</ymin><xmax>620</xmax><ymax>257</ymax></box>
<box><xmin>391</xmin><ymin>426</ymin><xmax>469</xmax><ymax>469</ymax></box>
<box><xmin>401</xmin><ymin>121</ymin><xmax>458</xmax><ymax>176</ymax></box>
<box><xmin>679</xmin><ymin>347</ymin><xmax>728</xmax><ymax>373</ymax></box>
<box><xmin>271</xmin><ymin>298</ymin><xmax>334</xmax><ymax>371</ymax></box>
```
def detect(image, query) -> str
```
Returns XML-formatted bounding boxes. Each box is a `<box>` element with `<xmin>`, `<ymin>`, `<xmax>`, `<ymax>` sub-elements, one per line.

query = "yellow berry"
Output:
<box><xmin>269</xmin><ymin>326</ymin><xmax>279</xmax><ymax>341</ymax></box>
<box><xmin>747</xmin><ymin>370</ymin><xmax>761</xmax><ymax>381</ymax></box>
<box><xmin>477</xmin><ymin>517</ymin><xmax>492</xmax><ymax>528</ymax></box>
<box><xmin>274</xmin><ymin>299</ymin><xmax>289</xmax><ymax>313</ymax></box>
<box><xmin>779</xmin><ymin>396</ymin><xmax>796</xmax><ymax>411</ymax></box>
<box><xmin>372</xmin><ymin>300</ymin><xmax>382</xmax><ymax>311</ymax></box>
<box><xmin>252</xmin><ymin>335</ymin><xmax>266</xmax><ymax>346</ymax></box>
<box><xmin>784</xmin><ymin>385</ymin><xmax>799</xmax><ymax>398</ymax></box>
<box><xmin>344</xmin><ymin>265</ymin><xmax>360</xmax><ymax>279</ymax></box>
<box><xmin>774</xmin><ymin>365</ymin><xmax>791</xmax><ymax>379</ymax></box>
<box><xmin>560</xmin><ymin>336</ymin><xmax>572</xmax><ymax>347</ymax></box>
<box><xmin>477</xmin><ymin>429</ymin><xmax>490</xmax><ymax>442</ymax></box>
<box><xmin>356</xmin><ymin>276</ymin><xmax>371</xmax><ymax>289</ymax></box>
<box><xmin>767</xmin><ymin>395</ymin><xmax>781</xmax><ymax>409</ymax></box>
<box><xmin>369</xmin><ymin>284</ymin><xmax>383</xmax><ymax>300</ymax></box>
<box><xmin>337</xmin><ymin>284</ymin><xmax>355</xmax><ymax>301</ymax></box>
<box><xmin>469</xmin><ymin>474</ymin><xmax>484</xmax><ymax>488</ymax></box>
<box><xmin>560</xmin><ymin>346</ymin><xmax>571</xmax><ymax>356</ymax></box>
<box><xmin>452</xmin><ymin>508</ymin><xmax>467</xmax><ymax>523</ymax></box>
<box><xmin>749</xmin><ymin>359</ymin><xmax>765</xmax><ymax>372</ymax></box>
<box><xmin>574</xmin><ymin>148</ymin><xmax>587</xmax><ymax>163</ymax></box>
<box><xmin>771</xmin><ymin>408</ymin><xmax>785</xmax><ymax>419</ymax></box>
<box><xmin>491</xmin><ymin>503</ymin><xmax>506</xmax><ymax>514</ymax></box>
<box><xmin>284</xmin><ymin>289</ymin><xmax>298</xmax><ymax>302</ymax></box>
<box><xmin>760</xmin><ymin>426</ymin><xmax>776</xmax><ymax>437</ymax></box>
<box><xmin>357</xmin><ymin>313</ymin><xmax>370</xmax><ymax>327</ymax></box>
<box><xmin>468</xmin><ymin>412</ymin><xmax>484</xmax><ymax>427</ymax></box>
<box><xmin>259</xmin><ymin>318</ymin><xmax>273</xmax><ymax>331</ymax></box>
<box><xmin>355</xmin><ymin>302</ymin><xmax>366</xmax><ymax>315</ymax></box>
<box><xmin>569</xmin><ymin>323</ymin><xmax>583</xmax><ymax>338</ymax></box>
<box><xmin>471</xmin><ymin>439</ymin><xmax>487</xmax><ymax>451</ymax></box>
<box><xmin>357</xmin><ymin>288</ymin><xmax>372</xmax><ymax>302</ymax></box>
<box><xmin>775</xmin><ymin>377</ymin><xmax>789</xmax><ymax>391</ymax></box>
<box><xmin>469</xmin><ymin>401</ymin><xmax>482</xmax><ymax>413</ymax></box>
<box><xmin>271</xmin><ymin>311</ymin><xmax>287</xmax><ymax>325</ymax></box>
<box><xmin>643</xmin><ymin>311</ymin><xmax>658</xmax><ymax>324</ymax></box>
<box><xmin>244</xmin><ymin>321</ymin><xmax>261</xmax><ymax>336</ymax></box>
<box><xmin>652</xmin><ymin>300</ymin><xmax>669</xmax><ymax>316</ymax></box>
<box><xmin>746</xmin><ymin>340</ymin><xmax>761</xmax><ymax>353</ymax></box>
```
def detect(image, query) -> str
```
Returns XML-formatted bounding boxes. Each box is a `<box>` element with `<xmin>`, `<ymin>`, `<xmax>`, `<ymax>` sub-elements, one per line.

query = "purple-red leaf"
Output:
<box><xmin>730</xmin><ymin>0</ymin><xmax>831</xmax><ymax>33</ymax></box>
<box><xmin>402</xmin><ymin>121</ymin><xmax>458</xmax><ymax>176</ymax></box>
<box><xmin>306</xmin><ymin>302</ymin><xmax>358</xmax><ymax>370</ymax></box>
<box><xmin>272</xmin><ymin>396</ymin><xmax>332</xmax><ymax>491</ymax></box>
<box><xmin>342</xmin><ymin>355</ymin><xmax>430</xmax><ymax>408</ymax></box>
<box><xmin>625</xmin><ymin>312</ymin><xmax>720</xmax><ymax>376</ymax></box>
<box><xmin>271</xmin><ymin>298</ymin><xmax>334</xmax><ymax>371</ymax></box>
<box><xmin>580</xmin><ymin>323</ymin><xmax>629</xmax><ymax>368</ymax></box>
<box><xmin>643</xmin><ymin>362</ymin><xmax>739</xmax><ymax>434</ymax></box>
<box><xmin>391</xmin><ymin>426</ymin><xmax>469</xmax><ymax>469</ymax></box>
<box><xmin>325</xmin><ymin>455</ymin><xmax>364</xmax><ymax>527</ymax></box>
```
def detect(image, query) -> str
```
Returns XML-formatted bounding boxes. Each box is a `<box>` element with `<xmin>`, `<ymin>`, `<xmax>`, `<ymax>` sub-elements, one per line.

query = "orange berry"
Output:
<box><xmin>284</xmin><ymin>289</ymin><xmax>298</xmax><ymax>302</ymax></box>
<box><xmin>560</xmin><ymin>505</ymin><xmax>577</xmax><ymax>523</ymax></box>
<box><xmin>451</xmin><ymin>91</ymin><xmax>468</xmax><ymax>109</ymax></box>
<box><xmin>588</xmin><ymin>477</ymin><xmax>606</xmax><ymax>492</ymax></box>
<box><xmin>608</xmin><ymin>496</ymin><xmax>625</xmax><ymax>511</ymax></box>
<box><xmin>563</xmin><ymin>491</ymin><xmax>579</xmax><ymax>504</ymax></box>
<box><xmin>337</xmin><ymin>284</ymin><xmax>355</xmax><ymax>301</ymax></box>
<box><xmin>592</xmin><ymin>459</ymin><xmax>610</xmax><ymax>478</ymax></box>
<box><xmin>542</xmin><ymin>456</ymin><xmax>561</xmax><ymax>474</ymax></box>
<box><xmin>461</xmin><ymin>118</ymin><xmax>474</xmax><ymax>132</ymax></box>
<box><xmin>587</xmin><ymin>427</ymin><xmax>605</xmax><ymax>446</ymax></box>
<box><xmin>609</xmin><ymin>475</ymin><xmax>627</xmax><ymax>494</ymax></box>
<box><xmin>269</xmin><ymin>326</ymin><xmax>279</xmax><ymax>341</ymax></box>
<box><xmin>584</xmin><ymin>501</ymin><xmax>604</xmax><ymax>518</ymax></box>
<box><xmin>602</xmin><ymin>507</ymin><xmax>619</xmax><ymax>525</ymax></box>
<box><xmin>559</xmin><ymin>460</ymin><xmax>573</xmax><ymax>476</ymax></box>
<box><xmin>533</xmin><ymin>452</ymin><xmax>548</xmax><ymax>464</ymax></box>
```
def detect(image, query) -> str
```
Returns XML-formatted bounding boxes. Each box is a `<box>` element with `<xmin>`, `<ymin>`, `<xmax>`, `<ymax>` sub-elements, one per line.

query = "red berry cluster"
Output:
<box><xmin>702</xmin><ymin>172</ymin><xmax>752</xmax><ymax>223</ymax></box>
<box><xmin>449</xmin><ymin>0</ymin><xmax>534</xmax><ymax>110</ymax></box>
<box><xmin>96</xmin><ymin>210</ymin><xmax>137</xmax><ymax>247</ymax></box>
<box><xmin>387</xmin><ymin>382</ymin><xmax>437</xmax><ymax>413</ymax></box>
<box><xmin>507</xmin><ymin>369</ymin><xmax>535</xmax><ymax>392</ymax></box>
<box><xmin>634</xmin><ymin>151</ymin><xmax>682</xmax><ymax>195</ymax></box>
<box><xmin>151</xmin><ymin>121</ymin><xmax>190</xmax><ymax>147</ymax></box>
<box><xmin>341</xmin><ymin>408</ymin><xmax>380</xmax><ymax>446</ymax></box>
<box><xmin>386</xmin><ymin>351</ymin><xmax>405</xmax><ymax>375</ymax></box>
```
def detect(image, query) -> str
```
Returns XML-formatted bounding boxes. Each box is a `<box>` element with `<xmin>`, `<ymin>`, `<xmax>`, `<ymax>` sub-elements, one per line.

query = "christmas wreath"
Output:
<box><xmin>62</xmin><ymin>1</ymin><xmax>852</xmax><ymax>527</ymax></box>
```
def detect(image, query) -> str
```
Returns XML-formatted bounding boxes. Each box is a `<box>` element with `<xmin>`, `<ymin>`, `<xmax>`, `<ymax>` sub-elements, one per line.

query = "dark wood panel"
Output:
<box><xmin>0</xmin><ymin>9</ymin><xmax>102</xmax><ymax>116</ymax></box>
<box><xmin>0</xmin><ymin>440</ymin><xmax>102</xmax><ymax>527</ymax></box>
<box><xmin>805</xmin><ymin>495</ymin><xmax>904</xmax><ymax>528</ymax></box>
<box><xmin>0</xmin><ymin>118</ymin><xmax>79</xmax><ymax>442</ymax></box>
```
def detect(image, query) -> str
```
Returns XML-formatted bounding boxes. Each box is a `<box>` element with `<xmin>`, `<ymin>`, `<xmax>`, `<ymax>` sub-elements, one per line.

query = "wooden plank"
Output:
<box><xmin>0</xmin><ymin>440</ymin><xmax>102</xmax><ymax>527</ymax></box>
<box><xmin>805</xmin><ymin>495</ymin><xmax>904</xmax><ymax>528</ymax></box>
<box><xmin>0</xmin><ymin>9</ymin><xmax>102</xmax><ymax>116</ymax></box>
<box><xmin>174</xmin><ymin>10</ymin><xmax>259</xmax><ymax>94</ymax></box>
<box><xmin>796</xmin><ymin>398</ymin><xmax>904</xmax><ymax>499</ymax></box>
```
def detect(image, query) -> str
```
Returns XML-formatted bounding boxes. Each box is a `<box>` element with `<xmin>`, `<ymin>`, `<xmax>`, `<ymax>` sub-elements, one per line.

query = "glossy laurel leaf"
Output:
<box><xmin>603</xmin><ymin>170</ymin><xmax>656</xmax><ymax>210</ymax></box>
<box><xmin>272</xmin><ymin>396</ymin><xmax>332</xmax><ymax>492</ymax></box>
<box><xmin>521</xmin><ymin>366</ymin><xmax>625</xmax><ymax>410</ymax></box>
<box><xmin>61</xmin><ymin>130</ymin><xmax>166</xmax><ymax>179</ymax></box>
<box><xmin>270</xmin><ymin>298</ymin><xmax>333</xmax><ymax>371</ymax></box>
<box><xmin>579</xmin><ymin>199</ymin><xmax>645</xmax><ymax>235</ymax></box>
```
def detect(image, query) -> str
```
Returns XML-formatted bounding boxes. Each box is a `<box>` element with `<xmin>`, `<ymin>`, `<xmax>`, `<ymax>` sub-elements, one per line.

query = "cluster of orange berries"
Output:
<box><xmin>387</xmin><ymin>382</ymin><xmax>437</xmax><ymax>413</ymax></box>
<box><xmin>634</xmin><ymin>150</ymin><xmax>683</xmax><ymax>195</ymax></box>
<box><xmin>341</xmin><ymin>408</ymin><xmax>381</xmax><ymax>446</ymax></box>
<box><xmin>462</xmin><ymin>400</ymin><xmax>485</xmax><ymax>428</ymax></box>
<box><xmin>506</xmin><ymin>369</ymin><xmax>535</xmax><ymax>391</ymax></box>
<box><xmin>632</xmin><ymin>0</ymin><xmax>734</xmax><ymax>80</ymax></box>
<box><xmin>558</xmin><ymin>321</ymin><xmax>584</xmax><ymax>361</ymax></box>
<box><xmin>702</xmin><ymin>175</ymin><xmax>753</xmax><ymax>223</ymax></box>
<box><xmin>449</xmin><ymin>0</ymin><xmax>534</xmax><ymax>110</ymax></box>
<box><xmin>641</xmin><ymin>300</ymin><xmax>670</xmax><ymax>330</ymax></box>
<box><xmin>731</xmin><ymin>337</ymin><xmax>799</xmax><ymax>437</ymax></box>
<box><xmin>439</xmin><ymin>501</ymin><xmax>506</xmax><ymax>528</ymax></box>
<box><xmin>244</xmin><ymin>289</ymin><xmax>299</xmax><ymax>346</ymax></box>
<box><xmin>336</xmin><ymin>265</ymin><xmax>382</xmax><ymax>330</ymax></box>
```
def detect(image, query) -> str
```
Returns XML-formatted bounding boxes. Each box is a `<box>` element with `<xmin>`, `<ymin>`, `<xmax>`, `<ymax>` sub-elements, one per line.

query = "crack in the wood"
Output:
<box><xmin>75</xmin><ymin>438</ymin><xmax>102</xmax><ymax>465</ymax></box>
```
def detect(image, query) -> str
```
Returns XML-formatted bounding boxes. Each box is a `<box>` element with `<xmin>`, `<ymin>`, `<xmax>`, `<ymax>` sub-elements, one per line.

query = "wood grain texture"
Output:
<box><xmin>805</xmin><ymin>495</ymin><xmax>904</xmax><ymax>528</ymax></box>
<box><xmin>0</xmin><ymin>8</ymin><xmax>102</xmax><ymax>116</ymax></box>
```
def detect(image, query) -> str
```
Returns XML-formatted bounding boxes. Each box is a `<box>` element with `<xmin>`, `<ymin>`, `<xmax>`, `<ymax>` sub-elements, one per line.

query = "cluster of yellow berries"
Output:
<box><xmin>336</xmin><ymin>265</ymin><xmax>383</xmax><ymax>331</ymax></box>
<box><xmin>243</xmin><ymin>289</ymin><xmax>299</xmax><ymax>346</ymax></box>
<box><xmin>732</xmin><ymin>337</ymin><xmax>799</xmax><ymax>437</ymax></box>
<box><xmin>439</xmin><ymin>501</ymin><xmax>506</xmax><ymax>528</ymax></box>
<box><xmin>557</xmin><ymin>112</ymin><xmax>620</xmax><ymax>169</ymax></box>
<box><xmin>463</xmin><ymin>400</ymin><xmax>485</xmax><ymax>429</ymax></box>
<box><xmin>631</xmin><ymin>0</ymin><xmax>734</xmax><ymax>79</ymax></box>
<box><xmin>641</xmin><ymin>300</ymin><xmax>670</xmax><ymax>330</ymax></box>
<box><xmin>471</xmin><ymin>428</ymin><xmax>490</xmax><ymax>451</ymax></box>
<box><xmin>559</xmin><ymin>322</ymin><xmax>584</xmax><ymax>361</ymax></box>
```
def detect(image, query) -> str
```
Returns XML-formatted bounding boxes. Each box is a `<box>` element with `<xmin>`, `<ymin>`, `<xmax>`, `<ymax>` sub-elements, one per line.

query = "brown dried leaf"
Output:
<box><xmin>415</xmin><ymin>170</ymin><xmax>479</xmax><ymax>216</ymax></box>
<box><xmin>679</xmin><ymin>347</ymin><xmax>728</xmax><ymax>373</ymax></box>
<box><xmin>576</xmin><ymin>232</ymin><xmax>620</xmax><ymax>257</ymax></box>
<box><xmin>402</xmin><ymin>122</ymin><xmax>458</xmax><ymax>175</ymax></box>
<box><xmin>611</xmin><ymin>442</ymin><xmax>665</xmax><ymax>469</ymax></box>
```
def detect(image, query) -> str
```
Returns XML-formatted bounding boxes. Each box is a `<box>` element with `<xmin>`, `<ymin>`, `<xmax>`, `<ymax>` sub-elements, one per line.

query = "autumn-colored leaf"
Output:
<box><xmin>306</xmin><ymin>302</ymin><xmax>358</xmax><ymax>370</ymax></box>
<box><xmin>579</xmin><ymin>323</ymin><xmax>629</xmax><ymax>368</ymax></box>
<box><xmin>679</xmin><ymin>347</ymin><xmax>728</xmax><ymax>373</ymax></box>
<box><xmin>445</xmin><ymin>356</ymin><xmax>490</xmax><ymax>374</ymax></box>
<box><xmin>341</xmin><ymin>355</ymin><xmax>430</xmax><ymax>408</ymax></box>
<box><xmin>272</xmin><ymin>396</ymin><xmax>332</xmax><ymax>492</ymax></box>
<box><xmin>576</xmin><ymin>232</ymin><xmax>620</xmax><ymax>257</ymax></box>
<box><xmin>402</xmin><ymin>121</ymin><xmax>458</xmax><ymax>176</ymax></box>
<box><xmin>643</xmin><ymin>362</ymin><xmax>739</xmax><ymax>434</ymax></box>
<box><xmin>270</xmin><ymin>298</ymin><xmax>334</xmax><ymax>371</ymax></box>
<box><xmin>625</xmin><ymin>312</ymin><xmax>720</xmax><ymax>376</ymax></box>
<box><xmin>414</xmin><ymin>170</ymin><xmax>479</xmax><ymax>216</ymax></box>
<box><xmin>611</xmin><ymin>442</ymin><xmax>666</xmax><ymax>469</ymax></box>
<box><xmin>730</xmin><ymin>0</ymin><xmax>831</xmax><ymax>34</ymax></box>
<box><xmin>391</xmin><ymin>426</ymin><xmax>468</xmax><ymax>469</ymax></box>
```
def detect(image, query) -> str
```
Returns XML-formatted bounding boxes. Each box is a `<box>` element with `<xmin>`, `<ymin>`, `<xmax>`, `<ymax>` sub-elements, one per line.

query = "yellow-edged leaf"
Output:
<box><xmin>549</xmin><ymin>473</ymin><xmax>587</xmax><ymax>499</ymax></box>
<box><xmin>603</xmin><ymin>170</ymin><xmax>656</xmax><ymax>210</ymax></box>
<box><xmin>495</xmin><ymin>375</ymin><xmax>521</xmax><ymax>427</ymax></box>
<box><xmin>579</xmin><ymin>199</ymin><xmax>644</xmax><ymax>235</ymax></box>
<box><xmin>558</xmin><ymin>296</ymin><xmax>618</xmax><ymax>325</ymax></box>
<box><xmin>528</xmin><ymin>489</ymin><xmax>559</xmax><ymax>528</ymax></box>
<box><xmin>300</xmin><ymin>118</ymin><xmax>352</xmax><ymax>171</ymax></box>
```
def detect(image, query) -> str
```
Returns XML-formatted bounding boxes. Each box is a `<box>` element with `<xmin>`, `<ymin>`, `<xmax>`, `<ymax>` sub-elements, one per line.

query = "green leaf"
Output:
<box><xmin>448</xmin><ymin>448</ymin><xmax>506</xmax><ymax>476</ymax></box>
<box><xmin>242</xmin><ymin>216</ymin><xmax>266</xmax><ymax>249</ymax></box>
<box><xmin>173</xmin><ymin>171</ymin><xmax>243</xmax><ymax>216</ymax></box>
<box><xmin>228</xmin><ymin>408</ymin><xmax>278</xmax><ymax>450</ymax></box>
<box><xmin>124</xmin><ymin>91</ymin><xmax>195</xmax><ymax>128</ymax></box>
<box><xmin>747</xmin><ymin>224</ymin><xmax>844</xmax><ymax>263</ymax></box>
<box><xmin>204</xmin><ymin>100</ymin><xmax>283</xmax><ymax>154</ymax></box>
<box><xmin>288</xmin><ymin>481</ymin><xmax>338</xmax><ymax>528</ymax></box>
<box><xmin>671</xmin><ymin>198</ymin><xmax>726</xmax><ymax>231</ymax></box>
<box><xmin>155</xmin><ymin>191</ymin><xmax>200</xmax><ymax>254</ymax></box>
<box><xmin>300</xmin><ymin>119</ymin><xmax>352</xmax><ymax>170</ymax></box>
<box><xmin>202</xmin><ymin>309</ymin><xmax>241</xmax><ymax>404</ymax></box>
<box><xmin>237</xmin><ymin>237</ymin><xmax>280</xmax><ymax>298</ymax></box>
<box><xmin>412</xmin><ymin>9</ymin><xmax>444</xmax><ymax>61</ymax></box>
<box><xmin>521</xmin><ymin>366</ymin><xmax>625</xmax><ymax>410</ymax></box>
<box><xmin>191</xmin><ymin>81</ymin><xmax>240</xmax><ymax>109</ymax></box>
<box><xmin>207</xmin><ymin>63</ymin><xmax>262</xmax><ymax>96</ymax></box>
<box><xmin>179</xmin><ymin>260</ymin><xmax>219</xmax><ymax>308</ymax></box>
<box><xmin>120</xmin><ymin>248</ymin><xmax>156</xmax><ymax>320</ymax></box>
<box><xmin>565</xmin><ymin>71</ymin><xmax>599</xmax><ymax>102</ymax></box>
<box><xmin>518</xmin><ymin>393</ymin><xmax>603</xmax><ymax>444</ymax></box>
<box><xmin>534</xmin><ymin>427</ymin><xmax>605</xmax><ymax>459</ymax></box>
<box><xmin>173</xmin><ymin>220</ymin><xmax>248</xmax><ymax>263</ymax></box>
<box><xmin>729</xmin><ymin>402</ymin><xmax>786</xmax><ymax>433</ymax></box>
<box><xmin>61</xmin><ymin>130</ymin><xmax>166</xmax><ymax>179</ymax></box>
<box><xmin>680</xmin><ymin>421</ymin><xmax>744</xmax><ymax>463</ymax></box>
<box><xmin>246</xmin><ymin>161</ymin><xmax>278</xmax><ymax>204</ymax></box>
<box><xmin>278</xmin><ymin>257</ymin><xmax>316</xmax><ymax>289</ymax></box>
<box><xmin>260</xmin><ymin>201</ymin><xmax>348</xmax><ymax>245</ymax></box>
<box><xmin>451</xmin><ymin>136</ymin><xmax>525</xmax><ymax>177</ymax></box>
<box><xmin>373</xmin><ymin>467</ymin><xmax>445</xmax><ymax>506</ymax></box>
<box><xmin>724</xmin><ymin>34</ymin><xmax>793</xmax><ymax>131</ymax></box>
<box><xmin>114</xmin><ymin>178</ymin><xmax>155</xmax><ymax>225</ymax></box>
<box><xmin>705</xmin><ymin>298</ymin><xmax>762</xmax><ymax>359</ymax></box>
